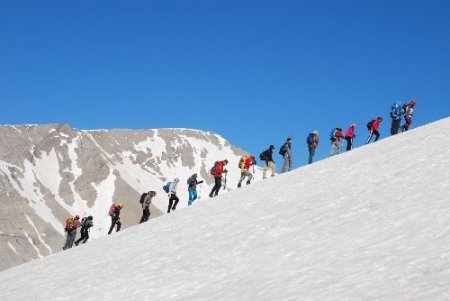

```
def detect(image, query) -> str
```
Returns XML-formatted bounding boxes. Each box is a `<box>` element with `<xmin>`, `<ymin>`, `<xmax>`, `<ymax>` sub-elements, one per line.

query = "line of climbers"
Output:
<box><xmin>62</xmin><ymin>98</ymin><xmax>418</xmax><ymax>249</ymax></box>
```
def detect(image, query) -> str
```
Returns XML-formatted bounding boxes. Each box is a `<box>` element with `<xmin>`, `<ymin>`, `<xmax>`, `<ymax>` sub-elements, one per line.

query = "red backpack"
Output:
<box><xmin>108</xmin><ymin>204</ymin><xmax>116</xmax><ymax>216</ymax></box>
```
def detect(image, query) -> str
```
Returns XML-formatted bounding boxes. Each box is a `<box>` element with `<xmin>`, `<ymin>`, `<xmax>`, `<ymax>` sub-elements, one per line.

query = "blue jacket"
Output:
<box><xmin>390</xmin><ymin>102</ymin><xmax>404</xmax><ymax>120</ymax></box>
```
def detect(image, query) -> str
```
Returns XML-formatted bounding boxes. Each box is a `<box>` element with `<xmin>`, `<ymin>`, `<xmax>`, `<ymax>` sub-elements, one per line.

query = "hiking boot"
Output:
<box><xmin>209</xmin><ymin>193</ymin><xmax>213</xmax><ymax>198</ymax></box>
<box><xmin>237</xmin><ymin>183</ymin><xmax>241</xmax><ymax>188</ymax></box>
<box><xmin>74</xmin><ymin>242</ymin><xmax>79</xmax><ymax>246</ymax></box>
<box><xmin>246</xmin><ymin>180</ymin><xmax>251</xmax><ymax>185</ymax></box>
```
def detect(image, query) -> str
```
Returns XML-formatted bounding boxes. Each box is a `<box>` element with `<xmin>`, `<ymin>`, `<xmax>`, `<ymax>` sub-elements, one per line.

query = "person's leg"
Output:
<box><xmin>214</xmin><ymin>177</ymin><xmax>222</xmax><ymax>196</ymax></box>
<box><xmin>67</xmin><ymin>231</ymin><xmax>76</xmax><ymax>248</ymax></box>
<box><xmin>82</xmin><ymin>230</ymin><xmax>89</xmax><ymax>243</ymax></box>
<box><xmin>168</xmin><ymin>196</ymin><xmax>174</xmax><ymax>213</ymax></box>
<box><xmin>238</xmin><ymin>172</ymin><xmax>246</xmax><ymax>187</ymax></box>
<box><xmin>172</xmin><ymin>195</ymin><xmax>180</xmax><ymax>210</ymax></box>
<box><xmin>188</xmin><ymin>188</ymin><xmax>194</xmax><ymax>205</ymax></box>
<box><xmin>308</xmin><ymin>146</ymin><xmax>313</xmax><ymax>164</ymax></box>
<box><xmin>75</xmin><ymin>228</ymin><xmax>85</xmax><ymax>245</ymax></box>
<box><xmin>142</xmin><ymin>207</ymin><xmax>150</xmax><ymax>222</ymax></box>
<box><xmin>116</xmin><ymin>220</ymin><xmax>122</xmax><ymax>232</ymax></box>
<box><xmin>270</xmin><ymin>162</ymin><xmax>276</xmax><ymax>176</ymax></box>
<box><xmin>281</xmin><ymin>155</ymin><xmax>288</xmax><ymax>173</ymax></box>
<box><xmin>246</xmin><ymin>172</ymin><xmax>253</xmax><ymax>184</ymax></box>
<box><xmin>337</xmin><ymin>140</ymin><xmax>342</xmax><ymax>154</ymax></box>
<box><xmin>263</xmin><ymin>162</ymin><xmax>268</xmax><ymax>179</ymax></box>
<box><xmin>329</xmin><ymin>142</ymin><xmax>335</xmax><ymax>156</ymax></box>
<box><xmin>108</xmin><ymin>217</ymin><xmax>116</xmax><ymax>234</ymax></box>
<box><xmin>374</xmin><ymin>131</ymin><xmax>380</xmax><ymax>141</ymax></box>
<box><xmin>365</xmin><ymin>131</ymin><xmax>373</xmax><ymax>144</ymax></box>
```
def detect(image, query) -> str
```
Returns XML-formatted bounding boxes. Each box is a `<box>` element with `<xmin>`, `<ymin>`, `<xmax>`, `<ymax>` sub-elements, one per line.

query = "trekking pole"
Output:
<box><xmin>223</xmin><ymin>173</ymin><xmax>227</xmax><ymax>190</ymax></box>
<box><xmin>198</xmin><ymin>184</ymin><xmax>202</xmax><ymax>200</ymax></box>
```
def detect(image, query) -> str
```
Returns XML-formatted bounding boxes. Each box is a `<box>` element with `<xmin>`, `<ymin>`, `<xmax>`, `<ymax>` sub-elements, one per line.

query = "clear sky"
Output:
<box><xmin>1</xmin><ymin>0</ymin><xmax>449</xmax><ymax>170</ymax></box>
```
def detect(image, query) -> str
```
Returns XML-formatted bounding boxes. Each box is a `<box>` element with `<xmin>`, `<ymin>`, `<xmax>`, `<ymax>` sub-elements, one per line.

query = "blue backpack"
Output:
<box><xmin>306</xmin><ymin>135</ymin><xmax>314</xmax><ymax>145</ymax></box>
<box><xmin>390</xmin><ymin>102</ymin><xmax>403</xmax><ymax>120</ymax></box>
<box><xmin>163</xmin><ymin>181</ymin><xmax>172</xmax><ymax>193</ymax></box>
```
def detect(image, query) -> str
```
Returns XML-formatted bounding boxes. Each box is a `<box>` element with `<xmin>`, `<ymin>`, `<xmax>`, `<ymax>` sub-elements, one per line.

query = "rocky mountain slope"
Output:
<box><xmin>0</xmin><ymin>124</ymin><xmax>259</xmax><ymax>271</ymax></box>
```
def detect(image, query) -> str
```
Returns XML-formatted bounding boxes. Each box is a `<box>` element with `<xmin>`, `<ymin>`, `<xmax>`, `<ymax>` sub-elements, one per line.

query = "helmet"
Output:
<box><xmin>351</xmin><ymin>123</ymin><xmax>357</xmax><ymax>128</ymax></box>
<box><xmin>411</xmin><ymin>98</ymin><xmax>417</xmax><ymax>105</ymax></box>
<box><xmin>312</xmin><ymin>130</ymin><xmax>318</xmax><ymax>135</ymax></box>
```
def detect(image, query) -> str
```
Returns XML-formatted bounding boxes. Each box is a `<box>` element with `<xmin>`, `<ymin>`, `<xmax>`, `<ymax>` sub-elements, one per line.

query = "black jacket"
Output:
<box><xmin>262</xmin><ymin>148</ymin><xmax>274</xmax><ymax>163</ymax></box>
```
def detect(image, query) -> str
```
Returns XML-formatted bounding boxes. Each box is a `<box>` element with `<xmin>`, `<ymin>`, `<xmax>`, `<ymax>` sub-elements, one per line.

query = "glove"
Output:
<box><xmin>224</xmin><ymin>169</ymin><xmax>228</xmax><ymax>173</ymax></box>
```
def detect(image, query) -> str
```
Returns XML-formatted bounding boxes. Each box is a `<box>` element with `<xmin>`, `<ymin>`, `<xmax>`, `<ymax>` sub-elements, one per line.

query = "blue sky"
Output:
<box><xmin>1</xmin><ymin>0</ymin><xmax>449</xmax><ymax>170</ymax></box>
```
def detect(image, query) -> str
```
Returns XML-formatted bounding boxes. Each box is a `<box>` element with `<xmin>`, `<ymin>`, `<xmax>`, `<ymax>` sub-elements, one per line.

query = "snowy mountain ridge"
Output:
<box><xmin>0</xmin><ymin>117</ymin><xmax>449</xmax><ymax>300</ymax></box>
<box><xmin>0</xmin><ymin>124</ymin><xmax>261</xmax><ymax>271</ymax></box>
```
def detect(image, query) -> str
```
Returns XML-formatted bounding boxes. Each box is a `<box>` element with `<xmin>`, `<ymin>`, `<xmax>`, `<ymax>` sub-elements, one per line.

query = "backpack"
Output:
<box><xmin>367</xmin><ymin>120</ymin><xmax>374</xmax><ymax>130</ymax></box>
<box><xmin>81</xmin><ymin>217</ymin><xmax>90</xmax><ymax>228</ymax></box>
<box><xmin>259</xmin><ymin>151</ymin><xmax>265</xmax><ymax>161</ymax></box>
<box><xmin>139</xmin><ymin>192</ymin><xmax>148</xmax><ymax>204</ymax></box>
<box><xmin>65</xmin><ymin>217</ymin><xmax>75</xmax><ymax>231</ymax></box>
<box><xmin>108</xmin><ymin>204</ymin><xmax>116</xmax><ymax>216</ymax></box>
<box><xmin>238</xmin><ymin>156</ymin><xmax>247</xmax><ymax>168</ymax></box>
<box><xmin>279</xmin><ymin>144</ymin><xmax>287</xmax><ymax>156</ymax></box>
<box><xmin>163</xmin><ymin>181</ymin><xmax>172</xmax><ymax>193</ymax></box>
<box><xmin>210</xmin><ymin>161</ymin><xmax>219</xmax><ymax>175</ymax></box>
<box><xmin>330</xmin><ymin>129</ymin><xmax>337</xmax><ymax>140</ymax></box>
<box><xmin>306</xmin><ymin>135</ymin><xmax>314</xmax><ymax>145</ymax></box>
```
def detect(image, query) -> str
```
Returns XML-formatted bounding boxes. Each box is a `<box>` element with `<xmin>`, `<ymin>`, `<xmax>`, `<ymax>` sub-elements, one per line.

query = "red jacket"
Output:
<box><xmin>212</xmin><ymin>161</ymin><xmax>226</xmax><ymax>177</ymax></box>
<box><xmin>371</xmin><ymin>119</ymin><xmax>381</xmax><ymax>131</ymax></box>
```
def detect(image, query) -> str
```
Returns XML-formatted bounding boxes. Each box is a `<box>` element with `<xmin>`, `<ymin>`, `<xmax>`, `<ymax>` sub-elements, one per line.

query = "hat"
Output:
<box><xmin>174</xmin><ymin>178</ymin><xmax>179</xmax><ymax>182</ymax></box>
<box><xmin>119</xmin><ymin>203</ymin><xmax>125</xmax><ymax>208</ymax></box>
<box><xmin>411</xmin><ymin>98</ymin><xmax>417</xmax><ymax>105</ymax></box>
<box><xmin>74</xmin><ymin>215</ymin><xmax>80</xmax><ymax>219</ymax></box>
<box><xmin>269</xmin><ymin>145</ymin><xmax>275</xmax><ymax>150</ymax></box>
<box><xmin>351</xmin><ymin>123</ymin><xmax>357</xmax><ymax>127</ymax></box>
<box><xmin>223</xmin><ymin>159</ymin><xmax>229</xmax><ymax>164</ymax></box>
<box><xmin>287</xmin><ymin>137</ymin><xmax>292</xmax><ymax>142</ymax></box>
<box><xmin>312</xmin><ymin>130</ymin><xmax>318</xmax><ymax>135</ymax></box>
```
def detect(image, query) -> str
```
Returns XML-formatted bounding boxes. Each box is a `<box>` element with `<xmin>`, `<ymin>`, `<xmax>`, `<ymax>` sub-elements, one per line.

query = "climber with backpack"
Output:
<box><xmin>401</xmin><ymin>98</ymin><xmax>417</xmax><ymax>132</ymax></box>
<box><xmin>365</xmin><ymin>117</ymin><xmax>383</xmax><ymax>144</ymax></box>
<box><xmin>260</xmin><ymin>145</ymin><xmax>275</xmax><ymax>179</ymax></box>
<box><xmin>108</xmin><ymin>202</ymin><xmax>124</xmax><ymax>235</ymax></box>
<box><xmin>166</xmin><ymin>178</ymin><xmax>180</xmax><ymax>213</ymax></box>
<box><xmin>187</xmin><ymin>173</ymin><xmax>204</xmax><ymax>206</ymax></box>
<box><xmin>344</xmin><ymin>123</ymin><xmax>357</xmax><ymax>151</ymax></box>
<box><xmin>280</xmin><ymin>138</ymin><xmax>293</xmax><ymax>173</ymax></box>
<box><xmin>74</xmin><ymin>215</ymin><xmax>94</xmax><ymax>246</ymax></box>
<box><xmin>62</xmin><ymin>214</ymin><xmax>81</xmax><ymax>250</ymax></box>
<box><xmin>390</xmin><ymin>101</ymin><xmax>405</xmax><ymax>135</ymax></box>
<box><xmin>306</xmin><ymin>130</ymin><xmax>319</xmax><ymax>164</ymax></box>
<box><xmin>208</xmin><ymin>159</ymin><xmax>228</xmax><ymax>198</ymax></box>
<box><xmin>139</xmin><ymin>191</ymin><xmax>157</xmax><ymax>223</ymax></box>
<box><xmin>329</xmin><ymin>128</ymin><xmax>345</xmax><ymax>156</ymax></box>
<box><xmin>237</xmin><ymin>155</ymin><xmax>256</xmax><ymax>188</ymax></box>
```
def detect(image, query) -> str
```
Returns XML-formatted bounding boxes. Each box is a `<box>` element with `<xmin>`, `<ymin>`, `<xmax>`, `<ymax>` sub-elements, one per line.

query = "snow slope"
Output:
<box><xmin>0</xmin><ymin>118</ymin><xmax>449</xmax><ymax>300</ymax></box>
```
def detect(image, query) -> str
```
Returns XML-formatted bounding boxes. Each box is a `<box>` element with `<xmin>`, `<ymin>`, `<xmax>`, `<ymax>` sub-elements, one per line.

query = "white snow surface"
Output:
<box><xmin>1</xmin><ymin>118</ymin><xmax>450</xmax><ymax>300</ymax></box>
